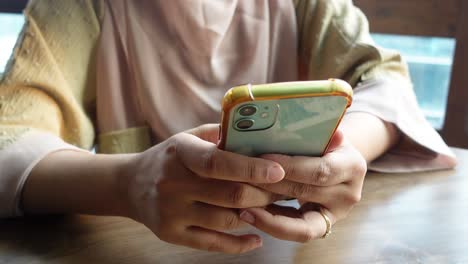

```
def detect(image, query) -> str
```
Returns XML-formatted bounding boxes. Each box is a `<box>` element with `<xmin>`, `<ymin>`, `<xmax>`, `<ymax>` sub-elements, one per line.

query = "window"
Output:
<box><xmin>0</xmin><ymin>13</ymin><xmax>24</xmax><ymax>75</ymax></box>
<box><xmin>371</xmin><ymin>34</ymin><xmax>456</xmax><ymax>129</ymax></box>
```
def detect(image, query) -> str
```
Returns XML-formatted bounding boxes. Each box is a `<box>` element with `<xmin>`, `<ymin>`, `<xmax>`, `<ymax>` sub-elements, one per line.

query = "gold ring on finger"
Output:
<box><xmin>319</xmin><ymin>207</ymin><xmax>332</xmax><ymax>239</ymax></box>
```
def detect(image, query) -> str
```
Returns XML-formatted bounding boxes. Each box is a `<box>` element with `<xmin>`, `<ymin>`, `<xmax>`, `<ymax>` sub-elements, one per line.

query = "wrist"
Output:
<box><xmin>340</xmin><ymin>112</ymin><xmax>400</xmax><ymax>162</ymax></box>
<box><xmin>114</xmin><ymin>153</ymin><xmax>139</xmax><ymax>219</ymax></box>
<box><xmin>23</xmin><ymin>150</ymin><xmax>137</xmax><ymax>218</ymax></box>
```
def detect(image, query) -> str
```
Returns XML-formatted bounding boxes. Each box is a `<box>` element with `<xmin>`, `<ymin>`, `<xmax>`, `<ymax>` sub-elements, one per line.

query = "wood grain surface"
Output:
<box><xmin>1</xmin><ymin>148</ymin><xmax>467</xmax><ymax>264</ymax></box>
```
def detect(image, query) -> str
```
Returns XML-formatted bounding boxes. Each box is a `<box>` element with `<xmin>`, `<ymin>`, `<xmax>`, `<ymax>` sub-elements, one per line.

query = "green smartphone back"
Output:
<box><xmin>220</xmin><ymin>80</ymin><xmax>352</xmax><ymax>157</ymax></box>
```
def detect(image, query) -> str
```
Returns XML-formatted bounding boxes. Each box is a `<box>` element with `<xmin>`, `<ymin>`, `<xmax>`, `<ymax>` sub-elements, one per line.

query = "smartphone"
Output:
<box><xmin>218</xmin><ymin>79</ymin><xmax>353</xmax><ymax>157</ymax></box>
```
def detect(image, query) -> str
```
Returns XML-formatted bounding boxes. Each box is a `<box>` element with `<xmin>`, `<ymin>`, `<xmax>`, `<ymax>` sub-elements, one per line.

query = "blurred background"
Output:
<box><xmin>0</xmin><ymin>0</ymin><xmax>466</xmax><ymax>147</ymax></box>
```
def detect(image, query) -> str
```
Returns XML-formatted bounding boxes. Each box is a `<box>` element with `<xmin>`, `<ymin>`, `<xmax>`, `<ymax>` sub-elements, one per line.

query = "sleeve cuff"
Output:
<box><xmin>98</xmin><ymin>126</ymin><xmax>152</xmax><ymax>154</ymax></box>
<box><xmin>347</xmin><ymin>78</ymin><xmax>457</xmax><ymax>172</ymax></box>
<box><xmin>0</xmin><ymin>131</ymin><xmax>84</xmax><ymax>218</ymax></box>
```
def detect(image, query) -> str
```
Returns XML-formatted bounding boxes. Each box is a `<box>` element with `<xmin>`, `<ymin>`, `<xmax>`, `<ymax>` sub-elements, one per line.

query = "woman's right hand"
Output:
<box><xmin>122</xmin><ymin>124</ymin><xmax>285</xmax><ymax>253</ymax></box>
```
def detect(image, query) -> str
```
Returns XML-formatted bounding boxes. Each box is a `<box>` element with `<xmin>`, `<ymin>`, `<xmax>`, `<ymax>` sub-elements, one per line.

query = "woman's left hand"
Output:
<box><xmin>239</xmin><ymin>129</ymin><xmax>367</xmax><ymax>242</ymax></box>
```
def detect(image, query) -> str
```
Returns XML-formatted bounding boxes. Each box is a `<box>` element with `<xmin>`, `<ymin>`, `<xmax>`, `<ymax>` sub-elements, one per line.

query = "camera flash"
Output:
<box><xmin>261</xmin><ymin>112</ymin><xmax>269</xmax><ymax>118</ymax></box>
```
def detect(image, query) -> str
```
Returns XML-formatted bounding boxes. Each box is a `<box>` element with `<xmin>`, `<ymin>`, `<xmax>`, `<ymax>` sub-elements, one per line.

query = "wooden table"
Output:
<box><xmin>1</xmin><ymin>148</ymin><xmax>467</xmax><ymax>263</ymax></box>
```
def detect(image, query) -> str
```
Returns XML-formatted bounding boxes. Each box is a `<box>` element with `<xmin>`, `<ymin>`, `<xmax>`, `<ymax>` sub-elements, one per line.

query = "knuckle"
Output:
<box><xmin>223</xmin><ymin>214</ymin><xmax>241</xmax><ymax>230</ymax></box>
<box><xmin>347</xmin><ymin>190</ymin><xmax>362</xmax><ymax>204</ymax></box>
<box><xmin>245</xmin><ymin>159</ymin><xmax>257</xmax><ymax>181</ymax></box>
<box><xmin>352</xmin><ymin>158</ymin><xmax>368</xmax><ymax>179</ymax></box>
<box><xmin>169</xmin><ymin>133</ymin><xmax>187</xmax><ymax>157</ymax></box>
<box><xmin>341</xmin><ymin>187</ymin><xmax>362</xmax><ymax>206</ymax></box>
<box><xmin>290</xmin><ymin>183</ymin><xmax>310</xmax><ymax>199</ymax></box>
<box><xmin>169</xmin><ymin>133</ymin><xmax>185</xmax><ymax>146</ymax></box>
<box><xmin>228</xmin><ymin>184</ymin><xmax>249</xmax><ymax>207</ymax></box>
<box><xmin>283</xmin><ymin>162</ymin><xmax>296</xmax><ymax>179</ymax></box>
<box><xmin>165</xmin><ymin>137</ymin><xmax>179</xmax><ymax>156</ymax></box>
<box><xmin>201</xmin><ymin>146</ymin><xmax>219</xmax><ymax>176</ymax></box>
<box><xmin>312</xmin><ymin>160</ymin><xmax>332</xmax><ymax>185</ymax></box>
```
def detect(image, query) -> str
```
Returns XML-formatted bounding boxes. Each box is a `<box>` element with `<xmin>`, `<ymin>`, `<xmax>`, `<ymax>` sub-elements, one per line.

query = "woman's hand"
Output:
<box><xmin>122</xmin><ymin>124</ymin><xmax>286</xmax><ymax>254</ymax></box>
<box><xmin>239</xmin><ymin>129</ymin><xmax>367</xmax><ymax>242</ymax></box>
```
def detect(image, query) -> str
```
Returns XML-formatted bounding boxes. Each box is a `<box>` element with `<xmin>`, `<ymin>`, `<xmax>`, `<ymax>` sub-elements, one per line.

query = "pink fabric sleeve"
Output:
<box><xmin>348</xmin><ymin>78</ymin><xmax>456</xmax><ymax>173</ymax></box>
<box><xmin>0</xmin><ymin>132</ymin><xmax>83</xmax><ymax>218</ymax></box>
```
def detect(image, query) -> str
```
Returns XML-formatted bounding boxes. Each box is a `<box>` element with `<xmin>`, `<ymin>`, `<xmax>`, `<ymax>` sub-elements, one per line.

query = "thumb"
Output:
<box><xmin>184</xmin><ymin>124</ymin><xmax>220</xmax><ymax>144</ymax></box>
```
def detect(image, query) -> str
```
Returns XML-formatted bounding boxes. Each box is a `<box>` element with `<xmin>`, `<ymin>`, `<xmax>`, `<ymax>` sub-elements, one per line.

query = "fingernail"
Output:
<box><xmin>240</xmin><ymin>210</ymin><xmax>255</xmax><ymax>225</ymax></box>
<box><xmin>267</xmin><ymin>165</ymin><xmax>284</xmax><ymax>182</ymax></box>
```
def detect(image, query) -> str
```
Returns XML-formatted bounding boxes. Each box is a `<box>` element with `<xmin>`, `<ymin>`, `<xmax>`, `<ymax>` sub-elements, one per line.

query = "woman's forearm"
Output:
<box><xmin>22</xmin><ymin>150</ymin><xmax>134</xmax><ymax>217</ymax></box>
<box><xmin>340</xmin><ymin>112</ymin><xmax>400</xmax><ymax>162</ymax></box>
<box><xmin>20</xmin><ymin>113</ymin><xmax>397</xmax><ymax>218</ymax></box>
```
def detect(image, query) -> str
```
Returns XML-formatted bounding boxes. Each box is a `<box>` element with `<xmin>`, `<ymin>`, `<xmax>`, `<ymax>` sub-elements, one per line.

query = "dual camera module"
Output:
<box><xmin>235</xmin><ymin>105</ymin><xmax>257</xmax><ymax>129</ymax></box>
<box><xmin>234</xmin><ymin>103</ymin><xmax>276</xmax><ymax>131</ymax></box>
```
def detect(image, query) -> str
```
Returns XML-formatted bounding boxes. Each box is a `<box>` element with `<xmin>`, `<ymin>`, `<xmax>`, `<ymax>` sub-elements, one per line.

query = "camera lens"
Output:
<box><xmin>236</xmin><ymin>119</ymin><xmax>254</xmax><ymax>130</ymax></box>
<box><xmin>238</xmin><ymin>105</ymin><xmax>257</xmax><ymax>116</ymax></box>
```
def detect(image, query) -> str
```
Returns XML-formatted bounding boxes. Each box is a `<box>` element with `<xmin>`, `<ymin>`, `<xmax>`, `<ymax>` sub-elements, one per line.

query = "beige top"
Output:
<box><xmin>0</xmin><ymin>0</ymin><xmax>455</xmax><ymax>218</ymax></box>
<box><xmin>96</xmin><ymin>0</ymin><xmax>298</xmax><ymax>141</ymax></box>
